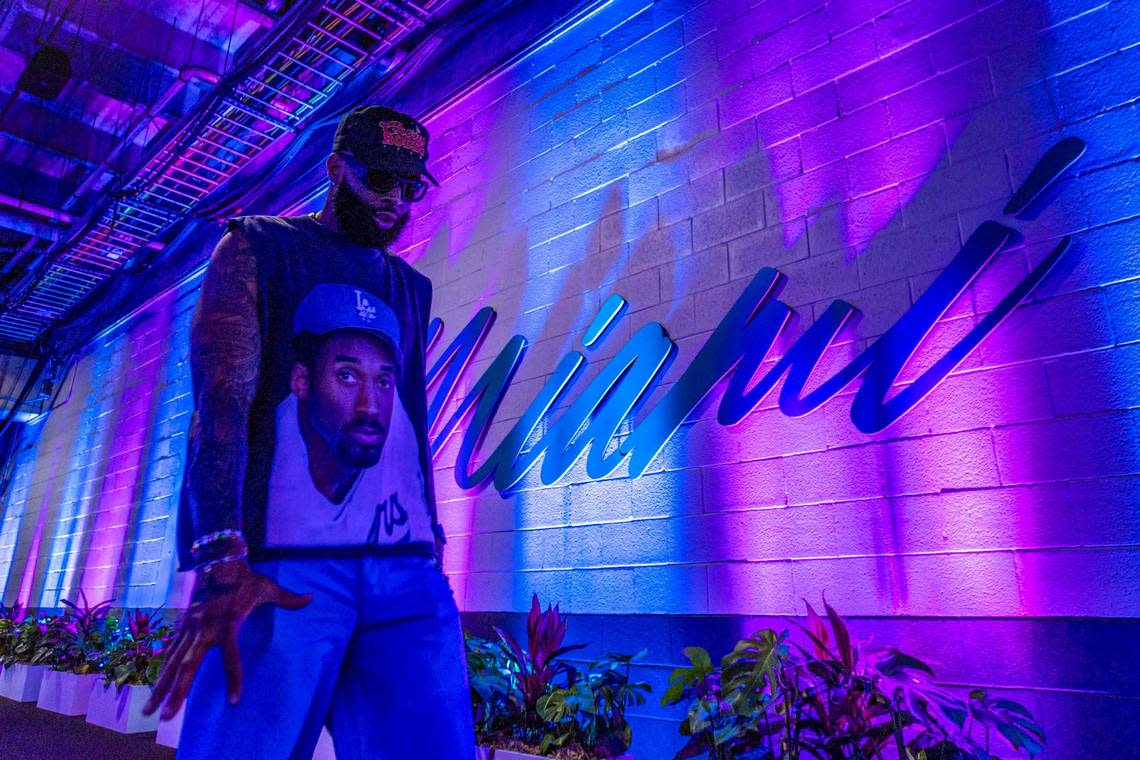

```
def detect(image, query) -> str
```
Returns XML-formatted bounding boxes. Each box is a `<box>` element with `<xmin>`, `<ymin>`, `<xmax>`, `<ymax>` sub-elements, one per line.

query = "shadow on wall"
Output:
<box><xmin>34</xmin><ymin>346</ymin><xmax>120</xmax><ymax>609</ymax></box>
<box><xmin>0</xmin><ymin>418</ymin><xmax>47</xmax><ymax>601</ymax></box>
<box><xmin>0</xmin><ymin>342</ymin><xmax>123</xmax><ymax>610</ymax></box>
<box><xmin>417</xmin><ymin>2</ymin><xmax>1140</xmax><ymax>756</ymax></box>
<box><xmin>0</xmin><ymin>285</ymin><xmax>195</xmax><ymax>612</ymax></box>
<box><xmin>409</xmin><ymin>0</ymin><xmax>1140</xmax><ymax>626</ymax></box>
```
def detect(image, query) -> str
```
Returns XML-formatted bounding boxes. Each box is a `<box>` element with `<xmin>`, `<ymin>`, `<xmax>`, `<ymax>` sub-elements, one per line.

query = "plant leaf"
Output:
<box><xmin>822</xmin><ymin>598</ymin><xmax>853</xmax><ymax>672</ymax></box>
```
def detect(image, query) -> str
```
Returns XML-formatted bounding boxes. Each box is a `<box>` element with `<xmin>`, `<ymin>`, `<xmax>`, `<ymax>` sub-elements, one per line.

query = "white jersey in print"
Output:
<box><xmin>264</xmin><ymin>388</ymin><xmax>433</xmax><ymax>548</ymax></box>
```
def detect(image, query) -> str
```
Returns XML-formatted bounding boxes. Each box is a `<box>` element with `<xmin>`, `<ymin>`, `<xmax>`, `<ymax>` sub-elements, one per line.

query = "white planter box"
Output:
<box><xmin>0</xmin><ymin>663</ymin><xmax>48</xmax><ymax>701</ymax></box>
<box><xmin>37</xmin><ymin>670</ymin><xmax>100</xmax><ymax>715</ymax></box>
<box><xmin>492</xmin><ymin>751</ymin><xmax>633</xmax><ymax>760</ymax></box>
<box><xmin>476</xmin><ymin>747</ymin><xmax>492</xmax><ymax>760</ymax></box>
<box><xmin>155</xmin><ymin>701</ymin><xmax>185</xmax><ymax>748</ymax></box>
<box><xmin>87</xmin><ymin>683</ymin><xmax>160</xmax><ymax>734</ymax></box>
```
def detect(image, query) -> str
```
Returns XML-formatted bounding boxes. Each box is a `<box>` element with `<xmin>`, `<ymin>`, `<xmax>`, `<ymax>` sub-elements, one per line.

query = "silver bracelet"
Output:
<box><xmin>190</xmin><ymin>528</ymin><xmax>246</xmax><ymax>554</ymax></box>
<box><xmin>197</xmin><ymin>553</ymin><xmax>248</xmax><ymax>572</ymax></box>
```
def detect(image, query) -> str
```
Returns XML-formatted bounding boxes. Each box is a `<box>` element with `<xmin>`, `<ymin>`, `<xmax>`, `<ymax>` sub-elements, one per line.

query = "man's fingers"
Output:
<box><xmin>268</xmin><ymin>583</ymin><xmax>312</xmax><ymax>610</ymax></box>
<box><xmin>142</xmin><ymin>675</ymin><xmax>166</xmax><ymax>716</ymax></box>
<box><xmin>150</xmin><ymin>656</ymin><xmax>190</xmax><ymax>721</ymax></box>
<box><xmin>143</xmin><ymin>662</ymin><xmax>174</xmax><ymax>715</ymax></box>
<box><xmin>162</xmin><ymin>645</ymin><xmax>205</xmax><ymax>721</ymax></box>
<box><xmin>159</xmin><ymin>666</ymin><xmax>192</xmax><ymax>722</ymax></box>
<box><xmin>222</xmin><ymin>633</ymin><xmax>243</xmax><ymax>705</ymax></box>
<box><xmin>144</xmin><ymin>628</ymin><xmax>193</xmax><ymax>715</ymax></box>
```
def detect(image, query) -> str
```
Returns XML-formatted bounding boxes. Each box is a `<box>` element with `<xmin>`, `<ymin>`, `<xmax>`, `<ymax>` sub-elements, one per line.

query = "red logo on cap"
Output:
<box><xmin>379</xmin><ymin>120</ymin><xmax>426</xmax><ymax>158</ymax></box>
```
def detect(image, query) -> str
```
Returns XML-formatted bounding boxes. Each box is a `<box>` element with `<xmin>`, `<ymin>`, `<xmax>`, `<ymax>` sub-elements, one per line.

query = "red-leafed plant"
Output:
<box><xmin>663</xmin><ymin>599</ymin><xmax>1045</xmax><ymax>760</ymax></box>
<box><xmin>793</xmin><ymin>600</ymin><xmax>1045</xmax><ymax>758</ymax></box>
<box><xmin>493</xmin><ymin>593</ymin><xmax>587</xmax><ymax>744</ymax></box>
<box><xmin>33</xmin><ymin>590</ymin><xmax>116</xmax><ymax>674</ymax></box>
<box><xmin>0</xmin><ymin>601</ymin><xmax>24</xmax><ymax>668</ymax></box>
<box><xmin>475</xmin><ymin>594</ymin><xmax>650</xmax><ymax>758</ymax></box>
<box><xmin>103</xmin><ymin>608</ymin><xmax>175</xmax><ymax>689</ymax></box>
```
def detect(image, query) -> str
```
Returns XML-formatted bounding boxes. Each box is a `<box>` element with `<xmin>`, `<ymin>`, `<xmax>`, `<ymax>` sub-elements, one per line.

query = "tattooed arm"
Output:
<box><xmin>185</xmin><ymin>228</ymin><xmax>260</xmax><ymax>548</ymax></box>
<box><xmin>144</xmin><ymin>229</ymin><xmax>310</xmax><ymax>720</ymax></box>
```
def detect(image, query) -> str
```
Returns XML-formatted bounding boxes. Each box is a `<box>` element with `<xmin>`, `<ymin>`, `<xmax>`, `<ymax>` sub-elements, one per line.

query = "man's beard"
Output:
<box><xmin>336</xmin><ymin>437</ymin><xmax>383</xmax><ymax>469</ymax></box>
<box><xmin>335</xmin><ymin>419</ymin><xmax>386</xmax><ymax>469</ymax></box>
<box><xmin>333</xmin><ymin>180</ymin><xmax>409</xmax><ymax>248</ymax></box>
<box><xmin>300</xmin><ymin>398</ymin><xmax>386</xmax><ymax>470</ymax></box>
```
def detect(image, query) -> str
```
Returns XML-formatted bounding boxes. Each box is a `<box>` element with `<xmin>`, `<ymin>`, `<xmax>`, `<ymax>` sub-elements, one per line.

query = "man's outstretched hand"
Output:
<box><xmin>143</xmin><ymin>559</ymin><xmax>311</xmax><ymax>720</ymax></box>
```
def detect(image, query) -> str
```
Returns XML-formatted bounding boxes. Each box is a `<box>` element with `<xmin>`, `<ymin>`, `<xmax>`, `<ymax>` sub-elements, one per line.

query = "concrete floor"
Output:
<box><xmin>0</xmin><ymin>698</ymin><xmax>174</xmax><ymax>759</ymax></box>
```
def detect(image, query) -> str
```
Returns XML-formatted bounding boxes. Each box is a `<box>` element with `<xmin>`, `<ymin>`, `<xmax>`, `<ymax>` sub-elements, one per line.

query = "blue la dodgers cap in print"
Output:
<box><xmin>293</xmin><ymin>283</ymin><xmax>402</xmax><ymax>353</ymax></box>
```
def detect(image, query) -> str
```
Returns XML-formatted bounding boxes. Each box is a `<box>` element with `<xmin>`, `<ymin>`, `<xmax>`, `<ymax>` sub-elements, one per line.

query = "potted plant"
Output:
<box><xmin>662</xmin><ymin>599</ymin><xmax>1046</xmax><ymax>759</ymax></box>
<box><xmin>0</xmin><ymin>600</ymin><xmax>20</xmax><ymax>667</ymax></box>
<box><xmin>476</xmin><ymin>594</ymin><xmax>647</xmax><ymax>759</ymax></box>
<box><xmin>535</xmin><ymin>651</ymin><xmax>651</xmax><ymax>759</ymax></box>
<box><xmin>0</xmin><ymin>611</ymin><xmax>49</xmax><ymax>702</ymax></box>
<box><xmin>87</xmin><ymin>608</ymin><xmax>173</xmax><ymax>733</ymax></box>
<box><xmin>36</xmin><ymin>591</ymin><xmax>115</xmax><ymax>715</ymax></box>
<box><xmin>661</xmin><ymin>627</ymin><xmax>790</xmax><ymax>760</ymax></box>
<box><xmin>467</xmin><ymin>631</ymin><xmax>521</xmax><ymax>755</ymax></box>
<box><xmin>481</xmin><ymin>594</ymin><xmax>584</xmax><ymax>758</ymax></box>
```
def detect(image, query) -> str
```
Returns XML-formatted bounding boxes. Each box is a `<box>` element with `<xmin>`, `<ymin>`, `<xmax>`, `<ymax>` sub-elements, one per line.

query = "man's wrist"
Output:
<box><xmin>191</xmin><ymin>529</ymin><xmax>249</xmax><ymax>569</ymax></box>
<box><xmin>198</xmin><ymin>553</ymin><xmax>249</xmax><ymax>573</ymax></box>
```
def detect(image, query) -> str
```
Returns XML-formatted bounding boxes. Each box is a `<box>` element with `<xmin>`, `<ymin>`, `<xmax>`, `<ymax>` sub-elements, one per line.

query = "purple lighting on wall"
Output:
<box><xmin>77</xmin><ymin>321</ymin><xmax>165</xmax><ymax>604</ymax></box>
<box><xmin>15</xmin><ymin>481</ymin><xmax>52</xmax><ymax>609</ymax></box>
<box><xmin>2</xmin><ymin>0</ymin><xmax>1138</xmax><ymax>753</ymax></box>
<box><xmin>37</xmin><ymin>350</ymin><xmax>116</xmax><ymax>609</ymax></box>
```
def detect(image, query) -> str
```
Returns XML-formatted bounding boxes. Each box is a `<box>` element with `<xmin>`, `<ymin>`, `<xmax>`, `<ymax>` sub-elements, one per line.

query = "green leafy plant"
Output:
<box><xmin>33</xmin><ymin>591</ymin><xmax>116</xmax><ymax>674</ymax></box>
<box><xmin>0</xmin><ymin>601</ymin><xmax>25</xmax><ymax>669</ymax></box>
<box><xmin>662</xmin><ymin>631</ymin><xmax>791</xmax><ymax>760</ymax></box>
<box><xmin>31</xmin><ymin>614</ymin><xmax>70</xmax><ymax>666</ymax></box>
<box><xmin>493</xmin><ymin>593</ymin><xmax>587</xmax><ymax>746</ymax></box>
<box><xmin>103</xmin><ymin>608</ymin><xmax>174</xmax><ymax>689</ymax></box>
<box><xmin>467</xmin><ymin>631</ymin><xmax>521</xmax><ymax>741</ymax></box>
<box><xmin>4</xmin><ymin>617</ymin><xmax>46</xmax><ymax>668</ymax></box>
<box><xmin>959</xmin><ymin>690</ymin><xmax>1047</xmax><ymax>760</ymax></box>
<box><xmin>662</xmin><ymin>600</ymin><xmax>1046</xmax><ymax>760</ymax></box>
<box><xmin>537</xmin><ymin>650</ymin><xmax>652</xmax><ymax>758</ymax></box>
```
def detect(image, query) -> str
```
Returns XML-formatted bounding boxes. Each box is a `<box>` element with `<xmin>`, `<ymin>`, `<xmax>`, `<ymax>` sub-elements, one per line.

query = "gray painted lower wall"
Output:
<box><xmin>463</xmin><ymin>611</ymin><xmax>1140</xmax><ymax>759</ymax></box>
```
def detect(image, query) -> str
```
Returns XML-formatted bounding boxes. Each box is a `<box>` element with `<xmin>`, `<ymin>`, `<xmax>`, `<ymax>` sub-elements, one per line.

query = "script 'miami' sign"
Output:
<box><xmin>424</xmin><ymin>139</ymin><xmax>1085</xmax><ymax>497</ymax></box>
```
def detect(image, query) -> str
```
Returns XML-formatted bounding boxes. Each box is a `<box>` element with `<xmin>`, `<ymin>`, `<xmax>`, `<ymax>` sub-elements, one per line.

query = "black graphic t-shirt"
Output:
<box><xmin>176</xmin><ymin>214</ymin><xmax>440</xmax><ymax>567</ymax></box>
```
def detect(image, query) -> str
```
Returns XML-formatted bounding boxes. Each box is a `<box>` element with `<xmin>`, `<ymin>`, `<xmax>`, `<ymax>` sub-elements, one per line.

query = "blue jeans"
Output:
<box><xmin>178</xmin><ymin>556</ymin><xmax>476</xmax><ymax>760</ymax></box>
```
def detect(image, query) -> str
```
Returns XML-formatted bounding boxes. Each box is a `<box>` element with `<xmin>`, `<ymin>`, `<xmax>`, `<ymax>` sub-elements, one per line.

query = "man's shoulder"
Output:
<box><xmin>226</xmin><ymin>214</ymin><xmax>312</xmax><ymax>241</ymax></box>
<box><xmin>385</xmin><ymin>252</ymin><xmax>432</xmax><ymax>294</ymax></box>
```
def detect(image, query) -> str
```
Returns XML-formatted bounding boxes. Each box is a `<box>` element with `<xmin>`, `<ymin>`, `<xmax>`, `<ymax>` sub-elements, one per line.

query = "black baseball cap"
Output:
<box><xmin>332</xmin><ymin>105</ymin><xmax>438</xmax><ymax>186</ymax></box>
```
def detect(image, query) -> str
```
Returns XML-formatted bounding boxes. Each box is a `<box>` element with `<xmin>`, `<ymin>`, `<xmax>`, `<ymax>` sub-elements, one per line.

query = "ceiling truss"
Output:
<box><xmin>0</xmin><ymin>0</ymin><xmax>442</xmax><ymax>348</ymax></box>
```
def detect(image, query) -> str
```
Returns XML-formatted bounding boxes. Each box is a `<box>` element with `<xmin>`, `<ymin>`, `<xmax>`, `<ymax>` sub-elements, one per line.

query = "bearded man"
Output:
<box><xmin>144</xmin><ymin>106</ymin><xmax>475</xmax><ymax>760</ymax></box>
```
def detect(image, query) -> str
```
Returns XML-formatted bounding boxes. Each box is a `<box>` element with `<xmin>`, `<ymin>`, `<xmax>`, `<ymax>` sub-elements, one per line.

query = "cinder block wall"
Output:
<box><xmin>414</xmin><ymin>1</ymin><xmax>1140</xmax><ymax>754</ymax></box>
<box><xmin>2</xmin><ymin>0</ymin><xmax>1139</xmax><ymax>756</ymax></box>
<box><xmin>0</xmin><ymin>282</ymin><xmax>197</xmax><ymax>612</ymax></box>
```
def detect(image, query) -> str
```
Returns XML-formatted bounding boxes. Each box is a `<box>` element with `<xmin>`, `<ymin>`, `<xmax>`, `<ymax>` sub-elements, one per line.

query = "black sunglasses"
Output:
<box><xmin>341</xmin><ymin>154</ymin><xmax>429</xmax><ymax>202</ymax></box>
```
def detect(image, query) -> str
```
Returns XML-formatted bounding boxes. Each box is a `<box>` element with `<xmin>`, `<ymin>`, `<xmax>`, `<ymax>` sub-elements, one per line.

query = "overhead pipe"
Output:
<box><xmin>0</xmin><ymin>193</ymin><xmax>74</xmax><ymax>225</ymax></box>
<box><xmin>3</xmin><ymin>0</ymin><xmax>425</xmax><ymax>348</ymax></box>
<box><xmin>0</xmin><ymin>238</ymin><xmax>38</xmax><ymax>284</ymax></box>
<box><xmin>62</xmin><ymin>66</ymin><xmax>223</xmax><ymax>212</ymax></box>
